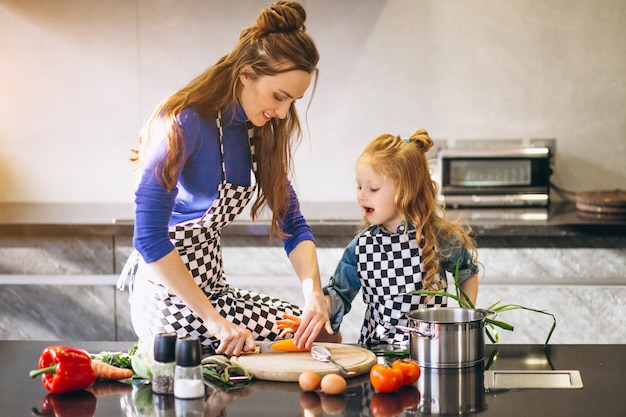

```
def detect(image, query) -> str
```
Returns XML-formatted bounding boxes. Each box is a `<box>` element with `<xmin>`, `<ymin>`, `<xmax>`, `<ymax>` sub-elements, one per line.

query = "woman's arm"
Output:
<box><xmin>287</xmin><ymin>240</ymin><xmax>333</xmax><ymax>348</ymax></box>
<box><xmin>276</xmin><ymin>185</ymin><xmax>332</xmax><ymax>347</ymax></box>
<box><xmin>147</xmin><ymin>250</ymin><xmax>256</xmax><ymax>356</ymax></box>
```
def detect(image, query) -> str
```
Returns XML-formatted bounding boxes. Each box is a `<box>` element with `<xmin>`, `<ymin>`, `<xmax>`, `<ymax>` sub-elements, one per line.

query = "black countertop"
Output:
<box><xmin>9</xmin><ymin>341</ymin><xmax>626</xmax><ymax>417</ymax></box>
<box><xmin>0</xmin><ymin>201</ymin><xmax>624</xmax><ymax>247</ymax></box>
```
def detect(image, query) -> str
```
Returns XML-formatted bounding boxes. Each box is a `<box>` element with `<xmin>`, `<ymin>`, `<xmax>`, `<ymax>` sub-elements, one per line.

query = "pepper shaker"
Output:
<box><xmin>153</xmin><ymin>392</ymin><xmax>176</xmax><ymax>417</ymax></box>
<box><xmin>173</xmin><ymin>336</ymin><xmax>205</xmax><ymax>399</ymax></box>
<box><xmin>152</xmin><ymin>333</ymin><xmax>177</xmax><ymax>394</ymax></box>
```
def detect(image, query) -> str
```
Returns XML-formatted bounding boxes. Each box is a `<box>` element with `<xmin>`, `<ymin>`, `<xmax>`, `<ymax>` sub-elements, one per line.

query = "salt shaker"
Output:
<box><xmin>152</xmin><ymin>333</ymin><xmax>177</xmax><ymax>394</ymax></box>
<box><xmin>175</xmin><ymin>396</ymin><xmax>205</xmax><ymax>417</ymax></box>
<box><xmin>173</xmin><ymin>336</ymin><xmax>205</xmax><ymax>399</ymax></box>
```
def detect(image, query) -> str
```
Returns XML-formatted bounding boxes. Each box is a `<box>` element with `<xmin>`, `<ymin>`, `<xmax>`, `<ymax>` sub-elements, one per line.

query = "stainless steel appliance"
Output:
<box><xmin>436</xmin><ymin>138</ymin><xmax>555</xmax><ymax>208</ymax></box>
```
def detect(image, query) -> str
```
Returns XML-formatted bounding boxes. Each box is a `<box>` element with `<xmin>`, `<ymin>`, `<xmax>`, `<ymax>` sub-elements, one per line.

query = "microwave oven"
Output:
<box><xmin>436</xmin><ymin>139</ymin><xmax>555</xmax><ymax>208</ymax></box>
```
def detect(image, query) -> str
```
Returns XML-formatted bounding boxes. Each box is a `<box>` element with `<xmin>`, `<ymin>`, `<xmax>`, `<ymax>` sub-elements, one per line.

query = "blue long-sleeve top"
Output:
<box><xmin>133</xmin><ymin>103</ymin><xmax>314</xmax><ymax>263</ymax></box>
<box><xmin>323</xmin><ymin>223</ymin><xmax>479</xmax><ymax>334</ymax></box>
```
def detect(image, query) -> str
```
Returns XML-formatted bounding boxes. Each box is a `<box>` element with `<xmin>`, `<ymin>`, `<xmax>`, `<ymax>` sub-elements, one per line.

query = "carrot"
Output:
<box><xmin>87</xmin><ymin>381</ymin><xmax>133</xmax><ymax>397</ymax></box>
<box><xmin>269</xmin><ymin>338</ymin><xmax>310</xmax><ymax>352</ymax></box>
<box><xmin>276</xmin><ymin>313</ymin><xmax>302</xmax><ymax>338</ymax></box>
<box><xmin>91</xmin><ymin>360</ymin><xmax>134</xmax><ymax>380</ymax></box>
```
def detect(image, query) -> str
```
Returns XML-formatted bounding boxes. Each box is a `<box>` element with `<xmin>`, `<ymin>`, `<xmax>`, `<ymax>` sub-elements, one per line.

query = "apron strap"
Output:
<box><xmin>216</xmin><ymin>111</ymin><xmax>258</xmax><ymax>184</ymax></box>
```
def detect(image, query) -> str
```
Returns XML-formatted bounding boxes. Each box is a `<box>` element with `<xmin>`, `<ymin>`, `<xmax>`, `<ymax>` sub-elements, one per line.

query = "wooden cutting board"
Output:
<box><xmin>231</xmin><ymin>342</ymin><xmax>377</xmax><ymax>382</ymax></box>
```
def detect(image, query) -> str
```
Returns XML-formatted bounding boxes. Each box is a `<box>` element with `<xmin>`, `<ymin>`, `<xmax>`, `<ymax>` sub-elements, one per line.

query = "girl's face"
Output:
<box><xmin>238</xmin><ymin>68</ymin><xmax>312</xmax><ymax>127</ymax></box>
<box><xmin>356</xmin><ymin>161</ymin><xmax>403</xmax><ymax>232</ymax></box>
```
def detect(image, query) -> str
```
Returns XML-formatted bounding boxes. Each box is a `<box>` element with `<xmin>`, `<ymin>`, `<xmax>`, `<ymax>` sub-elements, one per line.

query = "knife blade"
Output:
<box><xmin>256</xmin><ymin>339</ymin><xmax>310</xmax><ymax>353</ymax></box>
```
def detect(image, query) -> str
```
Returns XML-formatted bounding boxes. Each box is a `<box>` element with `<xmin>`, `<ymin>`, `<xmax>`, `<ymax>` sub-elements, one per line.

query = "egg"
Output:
<box><xmin>299</xmin><ymin>391</ymin><xmax>321</xmax><ymax>410</ymax></box>
<box><xmin>298</xmin><ymin>371</ymin><xmax>322</xmax><ymax>391</ymax></box>
<box><xmin>321</xmin><ymin>393</ymin><xmax>347</xmax><ymax>413</ymax></box>
<box><xmin>320</xmin><ymin>373</ymin><xmax>347</xmax><ymax>395</ymax></box>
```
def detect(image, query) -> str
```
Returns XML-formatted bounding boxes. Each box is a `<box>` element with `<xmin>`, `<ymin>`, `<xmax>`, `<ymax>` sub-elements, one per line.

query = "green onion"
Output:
<box><xmin>200</xmin><ymin>355</ymin><xmax>253</xmax><ymax>390</ymax></box>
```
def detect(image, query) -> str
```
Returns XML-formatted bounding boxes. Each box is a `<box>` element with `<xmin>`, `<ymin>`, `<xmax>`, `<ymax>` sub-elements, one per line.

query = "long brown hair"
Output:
<box><xmin>132</xmin><ymin>1</ymin><xmax>319</xmax><ymax>238</ymax></box>
<box><xmin>356</xmin><ymin>129</ymin><xmax>478</xmax><ymax>292</ymax></box>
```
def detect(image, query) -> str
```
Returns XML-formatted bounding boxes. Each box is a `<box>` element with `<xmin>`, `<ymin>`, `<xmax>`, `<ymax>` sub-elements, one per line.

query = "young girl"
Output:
<box><xmin>279</xmin><ymin>129</ymin><xmax>480</xmax><ymax>345</ymax></box>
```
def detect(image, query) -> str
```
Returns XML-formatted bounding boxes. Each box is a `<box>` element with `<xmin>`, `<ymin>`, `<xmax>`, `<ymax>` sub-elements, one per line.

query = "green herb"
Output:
<box><xmin>413</xmin><ymin>260</ymin><xmax>556</xmax><ymax>348</ymax></box>
<box><xmin>89</xmin><ymin>351</ymin><xmax>133</xmax><ymax>370</ymax></box>
<box><xmin>88</xmin><ymin>342</ymin><xmax>147</xmax><ymax>383</ymax></box>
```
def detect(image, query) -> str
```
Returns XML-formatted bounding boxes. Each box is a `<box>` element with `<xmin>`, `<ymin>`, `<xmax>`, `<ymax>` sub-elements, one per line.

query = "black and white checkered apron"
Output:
<box><xmin>356</xmin><ymin>228</ymin><xmax>447</xmax><ymax>345</ymax></box>
<box><xmin>119</xmin><ymin>114</ymin><xmax>301</xmax><ymax>348</ymax></box>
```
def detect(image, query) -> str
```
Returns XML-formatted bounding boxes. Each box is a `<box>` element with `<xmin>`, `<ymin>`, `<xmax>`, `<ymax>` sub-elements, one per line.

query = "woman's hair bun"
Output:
<box><xmin>256</xmin><ymin>1</ymin><xmax>307</xmax><ymax>35</ymax></box>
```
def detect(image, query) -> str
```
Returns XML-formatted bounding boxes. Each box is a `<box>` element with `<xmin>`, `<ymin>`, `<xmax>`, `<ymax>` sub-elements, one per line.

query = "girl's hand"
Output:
<box><xmin>206</xmin><ymin>317</ymin><xmax>256</xmax><ymax>356</ymax></box>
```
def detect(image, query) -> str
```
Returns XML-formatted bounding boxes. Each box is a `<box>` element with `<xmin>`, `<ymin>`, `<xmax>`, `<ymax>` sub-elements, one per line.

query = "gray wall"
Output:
<box><xmin>1</xmin><ymin>0</ymin><xmax>625</xmax><ymax>204</ymax></box>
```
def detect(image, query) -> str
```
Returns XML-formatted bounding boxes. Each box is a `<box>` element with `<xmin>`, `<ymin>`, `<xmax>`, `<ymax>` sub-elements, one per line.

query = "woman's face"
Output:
<box><xmin>356</xmin><ymin>161</ymin><xmax>403</xmax><ymax>232</ymax></box>
<box><xmin>238</xmin><ymin>68</ymin><xmax>312</xmax><ymax>127</ymax></box>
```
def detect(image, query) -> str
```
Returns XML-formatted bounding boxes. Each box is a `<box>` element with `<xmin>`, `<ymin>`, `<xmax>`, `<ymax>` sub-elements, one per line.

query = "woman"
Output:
<box><xmin>118</xmin><ymin>1</ymin><xmax>332</xmax><ymax>356</ymax></box>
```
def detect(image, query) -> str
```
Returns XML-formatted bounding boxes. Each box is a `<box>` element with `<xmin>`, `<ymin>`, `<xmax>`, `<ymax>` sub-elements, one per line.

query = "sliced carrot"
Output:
<box><xmin>276</xmin><ymin>313</ymin><xmax>302</xmax><ymax>338</ymax></box>
<box><xmin>281</xmin><ymin>313</ymin><xmax>302</xmax><ymax>324</ymax></box>
<box><xmin>91</xmin><ymin>360</ymin><xmax>134</xmax><ymax>380</ymax></box>
<box><xmin>269</xmin><ymin>338</ymin><xmax>310</xmax><ymax>352</ymax></box>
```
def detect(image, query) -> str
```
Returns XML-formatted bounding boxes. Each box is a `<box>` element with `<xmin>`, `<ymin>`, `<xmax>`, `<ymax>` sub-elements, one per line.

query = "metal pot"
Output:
<box><xmin>397</xmin><ymin>307</ymin><xmax>493</xmax><ymax>369</ymax></box>
<box><xmin>417</xmin><ymin>363</ymin><xmax>486</xmax><ymax>415</ymax></box>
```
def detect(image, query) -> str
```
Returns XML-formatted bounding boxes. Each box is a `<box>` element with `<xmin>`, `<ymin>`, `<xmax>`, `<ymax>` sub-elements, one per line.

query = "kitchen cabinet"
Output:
<box><xmin>0</xmin><ymin>204</ymin><xmax>135</xmax><ymax>341</ymax></box>
<box><xmin>1</xmin><ymin>202</ymin><xmax>624</xmax><ymax>342</ymax></box>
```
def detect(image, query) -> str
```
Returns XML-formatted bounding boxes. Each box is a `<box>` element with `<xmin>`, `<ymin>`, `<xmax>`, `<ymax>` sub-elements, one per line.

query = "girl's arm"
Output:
<box><xmin>440</xmin><ymin>241</ymin><xmax>480</xmax><ymax>307</ymax></box>
<box><xmin>459</xmin><ymin>273</ymin><xmax>479</xmax><ymax>306</ymax></box>
<box><xmin>322</xmin><ymin>237</ymin><xmax>361</xmax><ymax>334</ymax></box>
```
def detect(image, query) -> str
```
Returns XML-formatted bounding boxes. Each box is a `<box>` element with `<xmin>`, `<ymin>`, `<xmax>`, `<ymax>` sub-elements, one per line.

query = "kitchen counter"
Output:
<box><xmin>0</xmin><ymin>201</ymin><xmax>624</xmax><ymax>248</ymax></box>
<box><xmin>8</xmin><ymin>341</ymin><xmax>626</xmax><ymax>417</ymax></box>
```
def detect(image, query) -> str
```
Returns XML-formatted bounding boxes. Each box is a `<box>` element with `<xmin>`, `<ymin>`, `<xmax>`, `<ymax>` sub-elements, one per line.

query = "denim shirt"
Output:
<box><xmin>322</xmin><ymin>223</ymin><xmax>479</xmax><ymax>334</ymax></box>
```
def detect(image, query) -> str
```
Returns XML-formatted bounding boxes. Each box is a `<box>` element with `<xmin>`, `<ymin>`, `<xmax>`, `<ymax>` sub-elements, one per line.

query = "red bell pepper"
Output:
<box><xmin>32</xmin><ymin>391</ymin><xmax>97</xmax><ymax>417</ymax></box>
<box><xmin>29</xmin><ymin>346</ymin><xmax>97</xmax><ymax>394</ymax></box>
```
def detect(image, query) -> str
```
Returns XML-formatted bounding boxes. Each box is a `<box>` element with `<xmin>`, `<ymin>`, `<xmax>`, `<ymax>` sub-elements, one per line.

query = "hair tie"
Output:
<box><xmin>402</xmin><ymin>137</ymin><xmax>410</xmax><ymax>143</ymax></box>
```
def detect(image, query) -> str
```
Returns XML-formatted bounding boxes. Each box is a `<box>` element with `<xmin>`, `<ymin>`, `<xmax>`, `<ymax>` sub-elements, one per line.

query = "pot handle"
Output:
<box><xmin>394</xmin><ymin>325</ymin><xmax>434</xmax><ymax>338</ymax></box>
<box><xmin>482</xmin><ymin>309</ymin><xmax>498</xmax><ymax>320</ymax></box>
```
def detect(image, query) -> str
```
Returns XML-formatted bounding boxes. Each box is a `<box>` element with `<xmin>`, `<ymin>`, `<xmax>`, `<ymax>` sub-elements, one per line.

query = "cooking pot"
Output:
<box><xmin>418</xmin><ymin>363</ymin><xmax>486</xmax><ymax>415</ymax></box>
<box><xmin>397</xmin><ymin>307</ymin><xmax>494</xmax><ymax>368</ymax></box>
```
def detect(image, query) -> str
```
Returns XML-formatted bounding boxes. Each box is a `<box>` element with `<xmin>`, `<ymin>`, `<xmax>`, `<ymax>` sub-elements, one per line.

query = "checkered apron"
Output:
<box><xmin>120</xmin><ymin>115</ymin><xmax>301</xmax><ymax>348</ymax></box>
<box><xmin>356</xmin><ymin>228</ymin><xmax>447</xmax><ymax>345</ymax></box>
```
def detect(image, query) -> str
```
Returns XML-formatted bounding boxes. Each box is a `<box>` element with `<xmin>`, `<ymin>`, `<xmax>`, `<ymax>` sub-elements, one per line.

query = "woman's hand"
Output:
<box><xmin>206</xmin><ymin>316</ymin><xmax>256</xmax><ymax>356</ymax></box>
<box><xmin>293</xmin><ymin>287</ymin><xmax>333</xmax><ymax>348</ymax></box>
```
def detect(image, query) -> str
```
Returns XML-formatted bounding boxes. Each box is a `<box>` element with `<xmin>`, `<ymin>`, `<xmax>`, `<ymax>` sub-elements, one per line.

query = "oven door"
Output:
<box><xmin>439</xmin><ymin>148</ymin><xmax>552</xmax><ymax>208</ymax></box>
